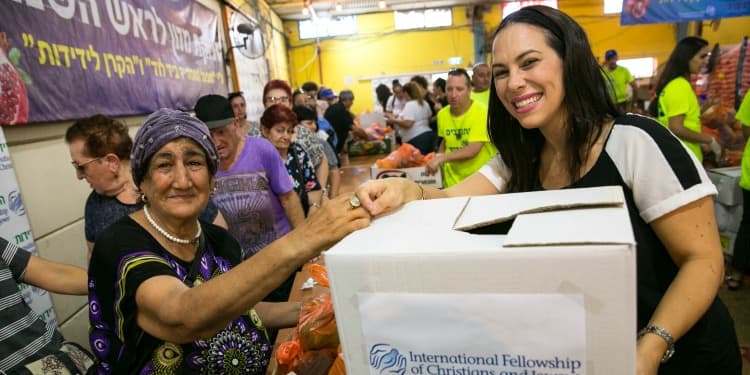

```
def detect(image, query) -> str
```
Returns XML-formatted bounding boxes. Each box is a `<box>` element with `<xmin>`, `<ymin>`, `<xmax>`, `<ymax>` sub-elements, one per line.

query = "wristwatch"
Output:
<box><xmin>637</xmin><ymin>325</ymin><xmax>675</xmax><ymax>363</ymax></box>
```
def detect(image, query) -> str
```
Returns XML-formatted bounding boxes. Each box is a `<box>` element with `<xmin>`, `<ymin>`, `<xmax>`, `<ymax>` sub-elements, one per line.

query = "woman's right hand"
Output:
<box><xmin>356</xmin><ymin>178</ymin><xmax>417</xmax><ymax>217</ymax></box>
<box><xmin>289</xmin><ymin>194</ymin><xmax>372</xmax><ymax>258</ymax></box>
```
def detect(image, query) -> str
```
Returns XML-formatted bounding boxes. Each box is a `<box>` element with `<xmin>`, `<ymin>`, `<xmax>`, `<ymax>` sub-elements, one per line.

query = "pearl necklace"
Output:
<box><xmin>143</xmin><ymin>205</ymin><xmax>201</xmax><ymax>244</ymax></box>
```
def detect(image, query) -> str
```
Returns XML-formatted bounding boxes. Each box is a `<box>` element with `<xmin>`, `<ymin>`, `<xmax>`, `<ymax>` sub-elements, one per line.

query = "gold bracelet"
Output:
<box><xmin>418</xmin><ymin>184</ymin><xmax>426</xmax><ymax>200</ymax></box>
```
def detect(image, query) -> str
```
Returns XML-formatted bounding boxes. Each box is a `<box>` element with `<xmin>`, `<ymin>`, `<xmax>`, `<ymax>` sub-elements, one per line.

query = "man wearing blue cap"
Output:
<box><xmin>602</xmin><ymin>49</ymin><xmax>637</xmax><ymax>113</ymax></box>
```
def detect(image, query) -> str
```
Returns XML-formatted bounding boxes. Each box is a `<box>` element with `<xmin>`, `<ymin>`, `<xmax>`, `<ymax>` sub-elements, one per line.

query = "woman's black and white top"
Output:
<box><xmin>479</xmin><ymin>114</ymin><xmax>740</xmax><ymax>373</ymax></box>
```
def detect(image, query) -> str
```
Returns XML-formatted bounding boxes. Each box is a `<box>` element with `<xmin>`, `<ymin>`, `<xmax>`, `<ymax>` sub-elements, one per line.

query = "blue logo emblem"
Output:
<box><xmin>369</xmin><ymin>343</ymin><xmax>407</xmax><ymax>374</ymax></box>
<box><xmin>8</xmin><ymin>191</ymin><xmax>25</xmax><ymax>216</ymax></box>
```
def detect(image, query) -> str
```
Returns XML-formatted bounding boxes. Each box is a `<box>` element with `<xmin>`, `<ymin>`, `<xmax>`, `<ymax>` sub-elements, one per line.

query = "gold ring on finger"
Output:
<box><xmin>349</xmin><ymin>194</ymin><xmax>361</xmax><ymax>209</ymax></box>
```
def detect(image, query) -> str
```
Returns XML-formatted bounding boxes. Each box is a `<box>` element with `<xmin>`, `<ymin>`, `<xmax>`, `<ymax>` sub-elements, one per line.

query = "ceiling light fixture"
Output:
<box><xmin>378</xmin><ymin>0</ymin><xmax>386</xmax><ymax>8</ymax></box>
<box><xmin>335</xmin><ymin>3</ymin><xmax>343</xmax><ymax>11</ymax></box>
<box><xmin>302</xmin><ymin>7</ymin><xmax>309</xmax><ymax>16</ymax></box>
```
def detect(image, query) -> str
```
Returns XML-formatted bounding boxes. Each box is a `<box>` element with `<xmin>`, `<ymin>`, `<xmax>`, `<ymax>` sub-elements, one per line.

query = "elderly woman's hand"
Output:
<box><xmin>355</xmin><ymin>178</ymin><xmax>418</xmax><ymax>217</ymax></box>
<box><xmin>288</xmin><ymin>194</ymin><xmax>372</xmax><ymax>258</ymax></box>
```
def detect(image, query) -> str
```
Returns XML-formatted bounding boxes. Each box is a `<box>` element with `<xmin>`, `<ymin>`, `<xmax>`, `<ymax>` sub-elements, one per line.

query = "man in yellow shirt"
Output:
<box><xmin>469</xmin><ymin>63</ymin><xmax>491</xmax><ymax>108</ymax></box>
<box><xmin>428</xmin><ymin>68</ymin><xmax>497</xmax><ymax>187</ymax></box>
<box><xmin>602</xmin><ymin>50</ymin><xmax>637</xmax><ymax>113</ymax></box>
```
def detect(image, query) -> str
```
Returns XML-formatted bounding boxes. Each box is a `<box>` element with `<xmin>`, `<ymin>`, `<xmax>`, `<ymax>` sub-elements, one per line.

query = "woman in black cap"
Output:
<box><xmin>87</xmin><ymin>108</ymin><xmax>370</xmax><ymax>374</ymax></box>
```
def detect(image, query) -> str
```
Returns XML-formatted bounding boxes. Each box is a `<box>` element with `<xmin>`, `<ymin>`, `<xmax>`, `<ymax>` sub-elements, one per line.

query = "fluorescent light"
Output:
<box><xmin>335</xmin><ymin>3</ymin><xmax>343</xmax><ymax>11</ymax></box>
<box><xmin>378</xmin><ymin>0</ymin><xmax>386</xmax><ymax>9</ymax></box>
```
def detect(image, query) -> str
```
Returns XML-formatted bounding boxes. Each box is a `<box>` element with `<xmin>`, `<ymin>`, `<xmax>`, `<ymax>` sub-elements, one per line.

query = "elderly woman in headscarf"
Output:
<box><xmin>87</xmin><ymin>109</ymin><xmax>370</xmax><ymax>374</ymax></box>
<box><xmin>65</xmin><ymin>114</ymin><xmax>225</xmax><ymax>261</ymax></box>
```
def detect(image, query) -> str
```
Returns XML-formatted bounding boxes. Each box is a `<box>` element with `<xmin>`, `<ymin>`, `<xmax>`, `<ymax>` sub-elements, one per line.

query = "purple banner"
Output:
<box><xmin>0</xmin><ymin>0</ymin><xmax>227</xmax><ymax>125</ymax></box>
<box><xmin>621</xmin><ymin>0</ymin><xmax>750</xmax><ymax>25</ymax></box>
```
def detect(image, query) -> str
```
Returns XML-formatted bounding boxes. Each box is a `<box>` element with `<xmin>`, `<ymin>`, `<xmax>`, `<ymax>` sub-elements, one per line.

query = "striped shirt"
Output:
<box><xmin>0</xmin><ymin>237</ymin><xmax>63</xmax><ymax>372</ymax></box>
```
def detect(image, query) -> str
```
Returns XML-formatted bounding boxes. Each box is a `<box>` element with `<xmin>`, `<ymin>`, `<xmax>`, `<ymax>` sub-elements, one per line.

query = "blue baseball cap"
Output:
<box><xmin>318</xmin><ymin>88</ymin><xmax>336</xmax><ymax>100</ymax></box>
<box><xmin>605</xmin><ymin>50</ymin><xmax>617</xmax><ymax>61</ymax></box>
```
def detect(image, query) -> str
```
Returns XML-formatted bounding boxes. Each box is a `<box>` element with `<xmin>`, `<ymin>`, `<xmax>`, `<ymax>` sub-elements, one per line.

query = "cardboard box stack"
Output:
<box><xmin>707</xmin><ymin>167</ymin><xmax>743</xmax><ymax>255</ymax></box>
<box><xmin>326</xmin><ymin>186</ymin><xmax>636</xmax><ymax>374</ymax></box>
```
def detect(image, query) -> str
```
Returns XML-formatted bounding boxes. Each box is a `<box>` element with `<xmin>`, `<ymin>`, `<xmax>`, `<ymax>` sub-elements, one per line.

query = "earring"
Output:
<box><xmin>210</xmin><ymin>187</ymin><xmax>217</xmax><ymax>195</ymax></box>
<box><xmin>140</xmin><ymin>194</ymin><xmax>148</xmax><ymax>204</ymax></box>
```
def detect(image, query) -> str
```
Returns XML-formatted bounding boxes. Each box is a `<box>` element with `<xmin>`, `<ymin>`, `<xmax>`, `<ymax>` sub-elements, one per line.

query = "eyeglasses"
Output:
<box><xmin>265</xmin><ymin>96</ymin><xmax>290</xmax><ymax>104</ymax></box>
<box><xmin>71</xmin><ymin>157</ymin><xmax>101</xmax><ymax>174</ymax></box>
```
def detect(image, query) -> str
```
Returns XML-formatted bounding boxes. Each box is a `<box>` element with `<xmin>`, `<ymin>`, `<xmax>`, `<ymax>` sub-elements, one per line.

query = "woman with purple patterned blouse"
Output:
<box><xmin>87</xmin><ymin>109</ymin><xmax>370</xmax><ymax>373</ymax></box>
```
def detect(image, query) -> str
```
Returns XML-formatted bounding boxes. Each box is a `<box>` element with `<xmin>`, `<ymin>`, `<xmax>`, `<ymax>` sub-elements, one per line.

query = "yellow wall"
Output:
<box><xmin>285</xmin><ymin>8</ymin><xmax>475</xmax><ymax>114</ymax></box>
<box><xmin>285</xmin><ymin>1</ymin><xmax>749</xmax><ymax>115</ymax></box>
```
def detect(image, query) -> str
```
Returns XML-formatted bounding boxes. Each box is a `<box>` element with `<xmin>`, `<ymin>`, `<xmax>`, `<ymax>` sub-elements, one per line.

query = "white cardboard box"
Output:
<box><xmin>370</xmin><ymin>165</ymin><xmax>443</xmax><ymax>188</ymax></box>
<box><xmin>707</xmin><ymin>167</ymin><xmax>743</xmax><ymax>206</ymax></box>
<box><xmin>359</xmin><ymin>112</ymin><xmax>386</xmax><ymax>128</ymax></box>
<box><xmin>326</xmin><ymin>186</ymin><xmax>636</xmax><ymax>375</ymax></box>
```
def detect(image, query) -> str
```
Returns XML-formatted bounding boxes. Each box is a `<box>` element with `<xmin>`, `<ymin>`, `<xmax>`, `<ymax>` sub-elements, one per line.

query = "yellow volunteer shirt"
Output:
<box><xmin>470</xmin><ymin>90</ymin><xmax>490</xmax><ymax>108</ymax></box>
<box><xmin>737</xmin><ymin>93</ymin><xmax>750</xmax><ymax>189</ymax></box>
<box><xmin>657</xmin><ymin>76</ymin><xmax>702</xmax><ymax>162</ymax></box>
<box><xmin>437</xmin><ymin>102</ymin><xmax>497</xmax><ymax>187</ymax></box>
<box><xmin>604</xmin><ymin>65</ymin><xmax>634</xmax><ymax>104</ymax></box>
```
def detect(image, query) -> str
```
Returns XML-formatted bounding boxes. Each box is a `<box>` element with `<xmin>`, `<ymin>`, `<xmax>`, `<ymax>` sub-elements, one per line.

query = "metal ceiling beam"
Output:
<box><xmin>271</xmin><ymin>0</ymin><xmax>493</xmax><ymax>20</ymax></box>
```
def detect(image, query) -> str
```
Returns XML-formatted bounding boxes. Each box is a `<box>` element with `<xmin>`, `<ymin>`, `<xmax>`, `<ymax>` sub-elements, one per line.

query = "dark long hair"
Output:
<box><xmin>487</xmin><ymin>5</ymin><xmax>619</xmax><ymax>193</ymax></box>
<box><xmin>375</xmin><ymin>84</ymin><xmax>391</xmax><ymax>110</ymax></box>
<box><xmin>648</xmin><ymin>36</ymin><xmax>708</xmax><ymax>116</ymax></box>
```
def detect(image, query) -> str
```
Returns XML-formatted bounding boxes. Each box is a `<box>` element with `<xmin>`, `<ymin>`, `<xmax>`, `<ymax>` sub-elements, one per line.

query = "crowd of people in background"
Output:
<box><xmin>3</xmin><ymin>4</ymin><xmax>750</xmax><ymax>374</ymax></box>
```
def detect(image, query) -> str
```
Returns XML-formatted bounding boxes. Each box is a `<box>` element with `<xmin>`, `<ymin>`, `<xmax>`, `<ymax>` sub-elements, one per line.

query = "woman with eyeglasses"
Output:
<box><xmin>649</xmin><ymin>37</ymin><xmax>719</xmax><ymax>163</ymax></box>
<box><xmin>65</xmin><ymin>114</ymin><xmax>225</xmax><ymax>261</ymax></box>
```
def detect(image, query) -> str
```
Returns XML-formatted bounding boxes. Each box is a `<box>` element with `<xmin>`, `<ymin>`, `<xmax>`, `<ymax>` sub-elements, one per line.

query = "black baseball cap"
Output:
<box><xmin>194</xmin><ymin>94</ymin><xmax>235</xmax><ymax>129</ymax></box>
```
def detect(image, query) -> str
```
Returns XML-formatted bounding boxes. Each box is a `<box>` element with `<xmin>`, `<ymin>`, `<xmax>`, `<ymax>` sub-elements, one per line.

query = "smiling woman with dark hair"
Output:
<box><xmin>355</xmin><ymin>6</ymin><xmax>740</xmax><ymax>375</ymax></box>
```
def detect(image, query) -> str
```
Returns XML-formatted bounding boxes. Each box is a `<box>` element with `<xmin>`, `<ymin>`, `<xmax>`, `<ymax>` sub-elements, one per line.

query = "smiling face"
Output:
<box><xmin>491</xmin><ymin>23</ymin><xmax>566</xmax><ymax>132</ymax></box>
<box><xmin>261</xmin><ymin>121</ymin><xmax>295</xmax><ymax>153</ymax></box>
<box><xmin>140</xmin><ymin>137</ymin><xmax>212</xmax><ymax>222</ymax></box>
<box><xmin>689</xmin><ymin>46</ymin><xmax>711</xmax><ymax>75</ymax></box>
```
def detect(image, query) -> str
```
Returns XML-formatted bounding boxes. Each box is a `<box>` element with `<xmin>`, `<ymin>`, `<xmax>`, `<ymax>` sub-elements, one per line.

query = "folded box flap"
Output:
<box><xmin>453</xmin><ymin>186</ymin><xmax>625</xmax><ymax>231</ymax></box>
<box><xmin>504</xmin><ymin>206</ymin><xmax>635</xmax><ymax>246</ymax></box>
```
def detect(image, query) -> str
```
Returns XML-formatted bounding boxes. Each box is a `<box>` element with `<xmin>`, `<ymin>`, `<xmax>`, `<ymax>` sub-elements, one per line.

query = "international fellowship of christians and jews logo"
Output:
<box><xmin>370</xmin><ymin>343</ymin><xmax>407</xmax><ymax>375</ymax></box>
<box><xmin>8</xmin><ymin>190</ymin><xmax>25</xmax><ymax>216</ymax></box>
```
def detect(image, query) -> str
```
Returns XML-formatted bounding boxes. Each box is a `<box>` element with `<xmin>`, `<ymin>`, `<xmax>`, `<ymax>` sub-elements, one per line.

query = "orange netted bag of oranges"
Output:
<box><xmin>276</xmin><ymin>265</ymin><xmax>343</xmax><ymax>374</ymax></box>
<box><xmin>376</xmin><ymin>143</ymin><xmax>435</xmax><ymax>169</ymax></box>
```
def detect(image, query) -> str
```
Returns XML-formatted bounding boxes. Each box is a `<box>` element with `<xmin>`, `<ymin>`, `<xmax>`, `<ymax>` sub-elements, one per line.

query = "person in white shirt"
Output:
<box><xmin>386</xmin><ymin>81</ymin><xmax>435</xmax><ymax>155</ymax></box>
